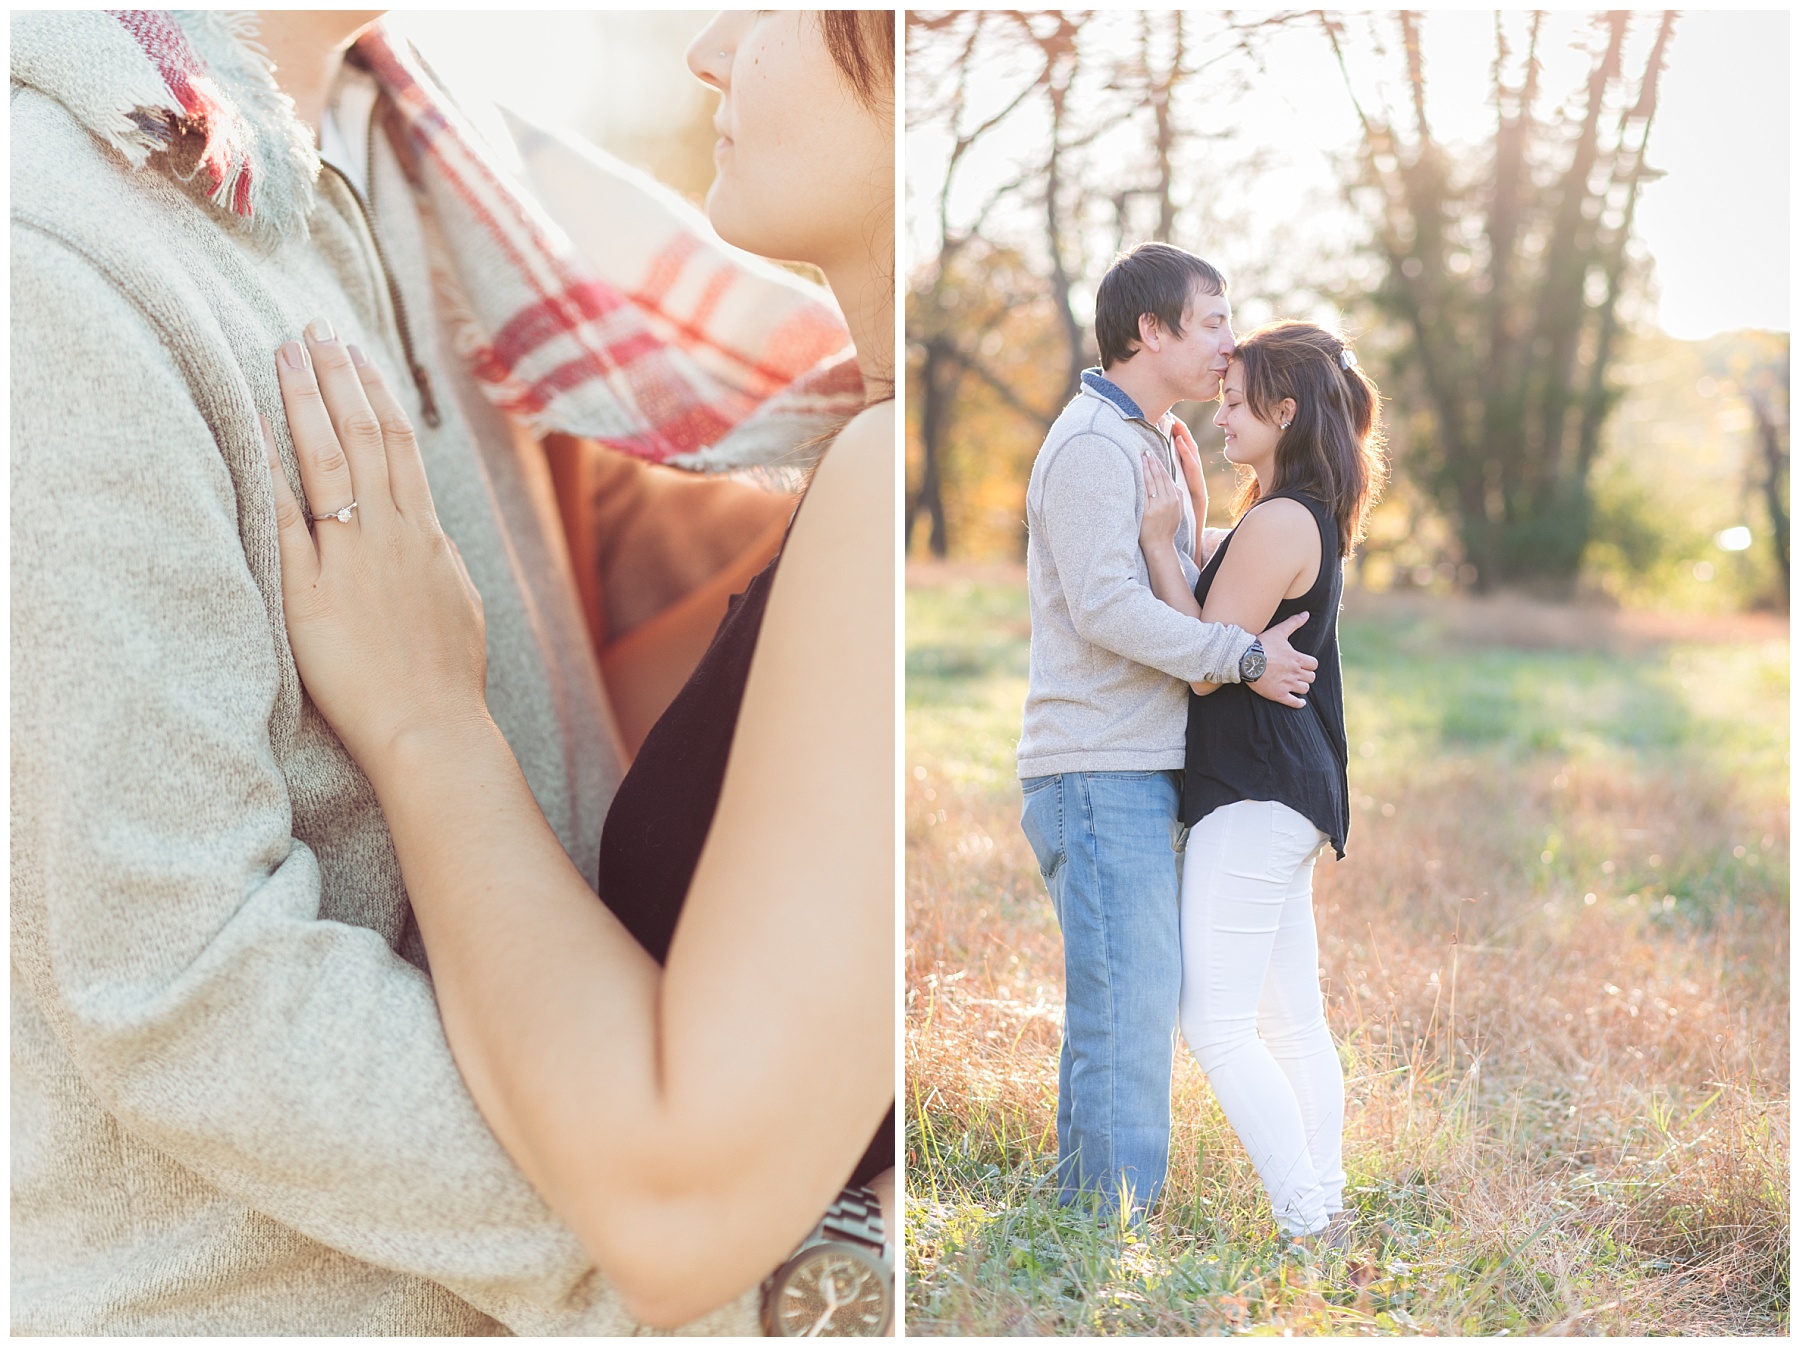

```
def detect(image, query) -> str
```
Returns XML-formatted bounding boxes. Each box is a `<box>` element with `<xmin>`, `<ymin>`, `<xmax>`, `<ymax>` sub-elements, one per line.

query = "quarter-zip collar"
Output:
<box><xmin>316</xmin><ymin>71</ymin><xmax>442</xmax><ymax>428</ymax></box>
<box><xmin>1080</xmin><ymin>366</ymin><xmax>1148</xmax><ymax>423</ymax></box>
<box><xmin>1080</xmin><ymin>365</ymin><xmax>1176</xmax><ymax>471</ymax></box>
<box><xmin>319</xmin><ymin>154</ymin><xmax>442</xmax><ymax>429</ymax></box>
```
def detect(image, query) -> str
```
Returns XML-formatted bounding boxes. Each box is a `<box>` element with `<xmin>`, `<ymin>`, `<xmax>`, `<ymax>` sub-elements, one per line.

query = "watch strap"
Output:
<box><xmin>812</xmin><ymin>1183</ymin><xmax>887</xmax><ymax>1262</ymax></box>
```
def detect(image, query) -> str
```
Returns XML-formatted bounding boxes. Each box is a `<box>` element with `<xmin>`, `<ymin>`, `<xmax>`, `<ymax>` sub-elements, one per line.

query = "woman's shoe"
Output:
<box><xmin>1317</xmin><ymin>1209</ymin><xmax>1358</xmax><ymax>1255</ymax></box>
<box><xmin>1285</xmin><ymin>1209</ymin><xmax>1357</xmax><ymax>1260</ymax></box>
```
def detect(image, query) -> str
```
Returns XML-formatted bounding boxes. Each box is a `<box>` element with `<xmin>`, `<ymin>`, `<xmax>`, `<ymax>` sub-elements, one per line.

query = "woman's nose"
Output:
<box><xmin>686</xmin><ymin>15</ymin><xmax>730</xmax><ymax>89</ymax></box>
<box><xmin>1212</xmin><ymin>404</ymin><xmax>1228</xmax><ymax>428</ymax></box>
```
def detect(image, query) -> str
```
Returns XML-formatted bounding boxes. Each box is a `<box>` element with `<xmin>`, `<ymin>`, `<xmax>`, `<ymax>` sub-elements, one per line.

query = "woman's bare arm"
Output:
<box><xmin>267</xmin><ymin>332</ymin><xmax>892</xmax><ymax>1327</ymax></box>
<box><xmin>1189</xmin><ymin>497</ymin><xmax>1319</xmax><ymax>697</ymax></box>
<box><xmin>386</xmin><ymin>409</ymin><xmax>892</xmax><ymax>1327</ymax></box>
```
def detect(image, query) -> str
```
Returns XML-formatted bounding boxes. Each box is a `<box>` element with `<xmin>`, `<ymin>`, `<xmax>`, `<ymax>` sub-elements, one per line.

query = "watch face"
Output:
<box><xmin>1243</xmin><ymin>647</ymin><xmax>1266</xmax><ymax>681</ymax></box>
<box><xmin>766</xmin><ymin>1242</ymin><xmax>891</xmax><ymax>1337</ymax></box>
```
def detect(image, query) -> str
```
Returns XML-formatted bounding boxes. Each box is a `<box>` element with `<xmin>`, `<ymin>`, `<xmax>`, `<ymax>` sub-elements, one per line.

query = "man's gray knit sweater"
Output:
<box><xmin>1019</xmin><ymin>376</ymin><xmax>1254</xmax><ymax>777</ymax></box>
<box><xmin>10</xmin><ymin>12</ymin><xmax>757</xmax><ymax>1335</ymax></box>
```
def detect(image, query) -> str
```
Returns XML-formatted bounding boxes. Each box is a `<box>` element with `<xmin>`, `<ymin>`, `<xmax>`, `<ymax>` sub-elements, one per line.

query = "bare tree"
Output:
<box><xmin>1328</xmin><ymin>11</ymin><xmax>1678</xmax><ymax>593</ymax></box>
<box><xmin>905</xmin><ymin>11</ymin><xmax>1070</xmax><ymax>556</ymax></box>
<box><xmin>906</xmin><ymin>10</ymin><xmax>1289</xmax><ymax>556</ymax></box>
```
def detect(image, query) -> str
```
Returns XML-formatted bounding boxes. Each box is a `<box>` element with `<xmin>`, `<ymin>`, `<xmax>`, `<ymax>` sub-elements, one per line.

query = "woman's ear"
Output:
<box><xmin>1278</xmin><ymin>397</ymin><xmax>1297</xmax><ymax>429</ymax></box>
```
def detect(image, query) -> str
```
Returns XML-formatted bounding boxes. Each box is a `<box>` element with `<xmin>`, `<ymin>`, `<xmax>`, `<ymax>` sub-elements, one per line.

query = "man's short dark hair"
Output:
<box><xmin>1095</xmin><ymin>243</ymin><xmax>1228</xmax><ymax>368</ymax></box>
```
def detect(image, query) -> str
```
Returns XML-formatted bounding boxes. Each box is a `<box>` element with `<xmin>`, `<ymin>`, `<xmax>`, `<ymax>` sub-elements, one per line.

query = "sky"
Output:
<box><xmin>1627</xmin><ymin>10</ymin><xmax>1789</xmax><ymax>337</ymax></box>
<box><xmin>906</xmin><ymin>10</ymin><xmax>1789</xmax><ymax>342</ymax></box>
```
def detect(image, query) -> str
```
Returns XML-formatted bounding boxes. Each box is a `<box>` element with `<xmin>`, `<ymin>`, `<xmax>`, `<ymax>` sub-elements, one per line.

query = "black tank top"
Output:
<box><xmin>1181</xmin><ymin>490</ymin><xmax>1350</xmax><ymax>857</ymax></box>
<box><xmin>596</xmin><ymin>532</ymin><xmax>895</xmax><ymax>1190</ymax></box>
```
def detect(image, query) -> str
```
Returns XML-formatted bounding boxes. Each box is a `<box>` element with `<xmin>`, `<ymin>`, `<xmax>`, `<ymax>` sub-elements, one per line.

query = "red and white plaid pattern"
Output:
<box><xmin>108</xmin><ymin>9</ymin><xmax>254</xmax><ymax>216</ymax></box>
<box><xmin>108</xmin><ymin>13</ymin><xmax>863</xmax><ymax>469</ymax></box>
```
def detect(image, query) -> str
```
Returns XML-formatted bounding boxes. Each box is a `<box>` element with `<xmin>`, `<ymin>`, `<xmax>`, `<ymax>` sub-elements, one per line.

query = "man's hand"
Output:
<box><xmin>1247</xmin><ymin>611</ymin><xmax>1318</xmax><ymax>708</ymax></box>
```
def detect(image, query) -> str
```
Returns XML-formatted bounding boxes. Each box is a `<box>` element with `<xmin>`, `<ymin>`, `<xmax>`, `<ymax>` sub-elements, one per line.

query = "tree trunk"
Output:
<box><xmin>1751</xmin><ymin>385</ymin><xmax>1790</xmax><ymax>593</ymax></box>
<box><xmin>1512</xmin><ymin>13</ymin><xmax>1627</xmax><ymax>592</ymax></box>
<box><xmin>1471</xmin><ymin>11</ymin><xmax>1541</xmax><ymax>592</ymax></box>
<box><xmin>908</xmin><ymin>337</ymin><xmax>959</xmax><ymax>558</ymax></box>
<box><xmin>1151</xmin><ymin>12</ymin><xmax>1182</xmax><ymax>243</ymax></box>
<box><xmin>1574</xmin><ymin>12</ymin><xmax>1676</xmax><ymax>491</ymax></box>
<box><xmin>1044</xmin><ymin>76</ymin><xmax>1087</xmax><ymax>408</ymax></box>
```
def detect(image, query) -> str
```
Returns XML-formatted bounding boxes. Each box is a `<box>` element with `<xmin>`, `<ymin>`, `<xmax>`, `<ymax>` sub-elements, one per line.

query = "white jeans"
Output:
<box><xmin>1178</xmin><ymin>799</ymin><xmax>1345</xmax><ymax>1236</ymax></box>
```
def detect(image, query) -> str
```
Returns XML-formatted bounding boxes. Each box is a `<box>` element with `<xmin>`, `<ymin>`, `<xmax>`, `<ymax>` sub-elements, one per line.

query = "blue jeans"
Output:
<box><xmin>1019</xmin><ymin>770</ymin><xmax>1184</xmax><ymax>1215</ymax></box>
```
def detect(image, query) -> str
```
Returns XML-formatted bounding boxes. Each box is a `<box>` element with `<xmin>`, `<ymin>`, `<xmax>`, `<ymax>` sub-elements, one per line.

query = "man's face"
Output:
<box><xmin>1145</xmin><ymin>286</ymin><xmax>1235</xmax><ymax>402</ymax></box>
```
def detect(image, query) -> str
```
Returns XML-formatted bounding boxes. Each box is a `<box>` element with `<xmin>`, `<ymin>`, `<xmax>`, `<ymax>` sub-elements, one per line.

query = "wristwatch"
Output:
<box><xmin>1239</xmin><ymin>638</ymin><xmax>1267</xmax><ymax>683</ymax></box>
<box><xmin>761</xmin><ymin>1184</ymin><xmax>892</xmax><ymax>1337</ymax></box>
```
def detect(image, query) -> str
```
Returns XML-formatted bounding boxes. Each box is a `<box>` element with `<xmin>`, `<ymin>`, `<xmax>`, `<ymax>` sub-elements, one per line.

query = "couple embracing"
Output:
<box><xmin>1019</xmin><ymin>243</ymin><xmax>1386</xmax><ymax>1246</ymax></box>
<box><xmin>14</xmin><ymin>9</ymin><xmax>892</xmax><ymax>1337</ymax></box>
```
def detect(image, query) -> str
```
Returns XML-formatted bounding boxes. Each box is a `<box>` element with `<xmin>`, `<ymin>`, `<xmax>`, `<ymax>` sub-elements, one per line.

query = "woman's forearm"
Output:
<box><xmin>354</xmin><ymin>414</ymin><xmax>895</xmax><ymax>1329</ymax></box>
<box><xmin>1143</xmin><ymin>541</ymin><xmax>1203</xmax><ymax>619</ymax></box>
<box><xmin>363</xmin><ymin>721</ymin><xmax>839</xmax><ymax>1326</ymax></box>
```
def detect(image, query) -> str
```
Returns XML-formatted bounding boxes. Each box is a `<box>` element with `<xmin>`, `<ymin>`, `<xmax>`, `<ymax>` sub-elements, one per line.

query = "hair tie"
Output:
<box><xmin>1339</xmin><ymin>347</ymin><xmax>1358</xmax><ymax>371</ymax></box>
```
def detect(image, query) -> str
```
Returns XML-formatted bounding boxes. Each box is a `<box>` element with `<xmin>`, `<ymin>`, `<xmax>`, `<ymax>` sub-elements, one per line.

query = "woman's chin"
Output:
<box><xmin>701</xmin><ymin>187</ymin><xmax>729</xmax><ymax>239</ymax></box>
<box><xmin>702</xmin><ymin>190</ymin><xmax>775</xmax><ymax>259</ymax></box>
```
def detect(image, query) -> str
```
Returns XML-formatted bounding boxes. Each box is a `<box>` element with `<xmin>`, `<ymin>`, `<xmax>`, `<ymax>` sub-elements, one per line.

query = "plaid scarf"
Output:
<box><xmin>100</xmin><ymin>11</ymin><xmax>863</xmax><ymax>471</ymax></box>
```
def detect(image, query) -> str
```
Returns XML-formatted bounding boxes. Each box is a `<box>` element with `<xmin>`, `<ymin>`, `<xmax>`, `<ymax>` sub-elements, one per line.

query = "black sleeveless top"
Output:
<box><xmin>1181</xmin><ymin>490</ymin><xmax>1350</xmax><ymax>858</ymax></box>
<box><xmin>596</xmin><ymin>535</ymin><xmax>895</xmax><ymax>1191</ymax></box>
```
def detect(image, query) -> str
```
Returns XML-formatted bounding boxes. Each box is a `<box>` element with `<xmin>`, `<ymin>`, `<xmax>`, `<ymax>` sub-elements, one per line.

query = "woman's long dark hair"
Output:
<box><xmin>810</xmin><ymin>9</ymin><xmax>896</xmax><ymax>432</ymax></box>
<box><xmin>1230</xmin><ymin>321</ymin><xmax>1387</xmax><ymax>555</ymax></box>
<box><xmin>819</xmin><ymin>12</ymin><xmax>895</xmax><ymax>110</ymax></box>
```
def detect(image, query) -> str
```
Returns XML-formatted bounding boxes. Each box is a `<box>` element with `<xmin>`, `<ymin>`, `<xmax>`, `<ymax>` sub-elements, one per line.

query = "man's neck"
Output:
<box><xmin>1098</xmin><ymin>361</ymin><xmax>1173</xmax><ymax>426</ymax></box>
<box><xmin>254</xmin><ymin>10</ymin><xmax>384</xmax><ymax>138</ymax></box>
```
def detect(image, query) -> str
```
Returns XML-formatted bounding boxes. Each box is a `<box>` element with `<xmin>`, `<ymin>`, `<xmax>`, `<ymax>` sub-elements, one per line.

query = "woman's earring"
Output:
<box><xmin>1280</xmin><ymin>421</ymin><xmax>1290</xmax><ymax>430</ymax></box>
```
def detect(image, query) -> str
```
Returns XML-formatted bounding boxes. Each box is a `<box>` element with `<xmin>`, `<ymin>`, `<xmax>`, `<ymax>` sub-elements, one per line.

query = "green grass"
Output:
<box><xmin>906</xmin><ymin>574</ymin><xmax>1788</xmax><ymax>1335</ymax></box>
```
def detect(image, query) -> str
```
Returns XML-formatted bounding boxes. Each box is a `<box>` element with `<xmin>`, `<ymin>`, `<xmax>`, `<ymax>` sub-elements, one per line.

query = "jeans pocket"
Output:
<box><xmin>1019</xmin><ymin>776</ymin><xmax>1065</xmax><ymax>883</ymax></box>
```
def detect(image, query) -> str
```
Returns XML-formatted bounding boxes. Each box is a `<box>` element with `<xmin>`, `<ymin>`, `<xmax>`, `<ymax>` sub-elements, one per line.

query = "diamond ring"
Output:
<box><xmin>311</xmin><ymin>500</ymin><xmax>358</xmax><ymax>524</ymax></box>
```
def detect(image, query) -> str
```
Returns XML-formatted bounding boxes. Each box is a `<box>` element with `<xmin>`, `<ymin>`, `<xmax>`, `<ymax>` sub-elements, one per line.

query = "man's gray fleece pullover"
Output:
<box><xmin>1019</xmin><ymin>375</ymin><xmax>1254</xmax><ymax>778</ymax></box>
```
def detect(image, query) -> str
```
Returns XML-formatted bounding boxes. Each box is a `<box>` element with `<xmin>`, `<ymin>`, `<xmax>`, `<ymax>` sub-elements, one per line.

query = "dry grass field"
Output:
<box><xmin>905</xmin><ymin>564</ymin><xmax>1789</xmax><ymax>1335</ymax></box>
